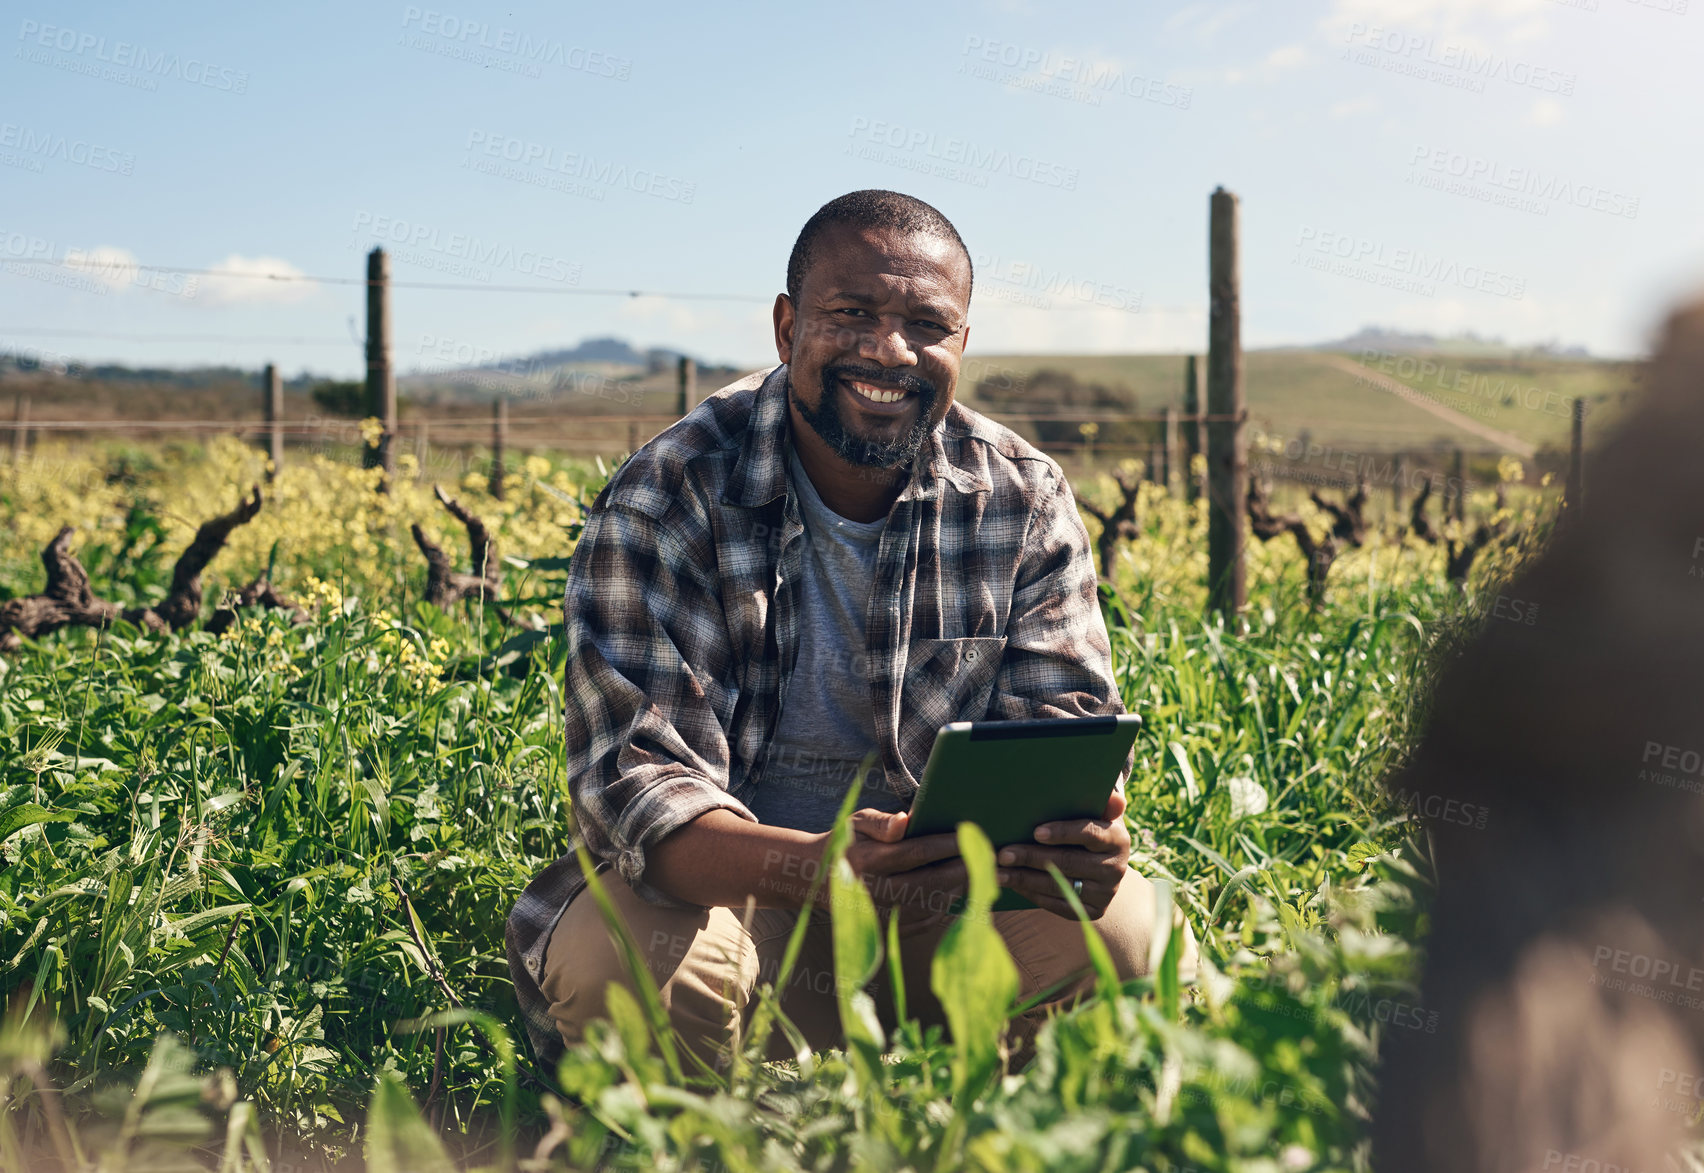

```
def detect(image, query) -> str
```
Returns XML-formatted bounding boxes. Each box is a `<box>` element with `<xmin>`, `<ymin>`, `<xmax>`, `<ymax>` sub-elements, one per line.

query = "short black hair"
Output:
<box><xmin>785</xmin><ymin>189</ymin><xmax>973</xmax><ymax>306</ymax></box>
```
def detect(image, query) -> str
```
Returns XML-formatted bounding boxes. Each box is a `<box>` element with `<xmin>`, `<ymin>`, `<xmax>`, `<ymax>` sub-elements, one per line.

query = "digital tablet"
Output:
<box><xmin>905</xmin><ymin>714</ymin><xmax>1142</xmax><ymax>911</ymax></box>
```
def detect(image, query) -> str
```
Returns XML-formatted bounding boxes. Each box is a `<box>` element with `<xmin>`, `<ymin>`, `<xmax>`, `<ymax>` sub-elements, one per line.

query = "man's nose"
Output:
<box><xmin>857</xmin><ymin>316</ymin><xmax>918</xmax><ymax>368</ymax></box>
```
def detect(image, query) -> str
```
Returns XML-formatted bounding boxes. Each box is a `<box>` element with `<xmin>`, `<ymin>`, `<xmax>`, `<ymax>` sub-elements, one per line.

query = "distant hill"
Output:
<box><xmin>499</xmin><ymin>336</ymin><xmax>649</xmax><ymax>369</ymax></box>
<box><xmin>396</xmin><ymin>335</ymin><xmax>747</xmax><ymax>409</ymax></box>
<box><xmin>1317</xmin><ymin>326</ymin><xmax>1592</xmax><ymax>360</ymax></box>
<box><xmin>401</xmin><ymin>335</ymin><xmax>706</xmax><ymax>392</ymax></box>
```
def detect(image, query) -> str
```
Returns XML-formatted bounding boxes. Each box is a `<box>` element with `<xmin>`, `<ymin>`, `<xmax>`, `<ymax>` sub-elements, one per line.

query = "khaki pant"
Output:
<box><xmin>540</xmin><ymin>867</ymin><xmax>1197</xmax><ymax>1070</ymax></box>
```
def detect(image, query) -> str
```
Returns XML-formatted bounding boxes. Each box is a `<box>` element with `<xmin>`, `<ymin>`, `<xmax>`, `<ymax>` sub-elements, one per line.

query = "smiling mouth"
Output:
<box><xmin>843</xmin><ymin>378</ymin><xmax>912</xmax><ymax>405</ymax></box>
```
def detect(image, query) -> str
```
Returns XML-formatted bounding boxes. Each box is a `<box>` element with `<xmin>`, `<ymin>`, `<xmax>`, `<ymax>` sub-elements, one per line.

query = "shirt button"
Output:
<box><xmin>965</xmin><ymin>649</ymin><xmax>978</xmax><ymax>662</ymax></box>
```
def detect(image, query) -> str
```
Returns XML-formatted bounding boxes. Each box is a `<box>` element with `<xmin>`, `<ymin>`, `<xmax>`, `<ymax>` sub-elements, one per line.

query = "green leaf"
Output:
<box><xmin>930</xmin><ymin>822</ymin><xmax>1019</xmax><ymax>1107</ymax></box>
<box><xmin>156</xmin><ymin>903</ymin><xmax>250</xmax><ymax>943</ymax></box>
<box><xmin>744</xmin><ymin>764</ymin><xmax>869</xmax><ymax>1075</ymax></box>
<box><xmin>1046</xmin><ymin>864</ymin><xmax>1120</xmax><ymax>998</ymax></box>
<box><xmin>364</xmin><ymin>1071</ymin><xmax>456</xmax><ymax>1173</ymax></box>
<box><xmin>1151</xmin><ymin>880</ymin><xmax>1182</xmax><ymax>1020</ymax></box>
<box><xmin>830</xmin><ymin>857</ymin><xmax>882</xmax><ymax>993</ymax></box>
<box><xmin>0</xmin><ymin>803</ymin><xmax>76</xmax><ymax>844</ymax></box>
<box><xmin>571</xmin><ymin>839</ymin><xmax>684</xmax><ymax>1083</ymax></box>
<box><xmin>830</xmin><ymin>855</ymin><xmax>885</xmax><ymax>1082</ymax></box>
<box><xmin>1346</xmin><ymin>841</ymin><xmax>1383</xmax><ymax>871</ymax></box>
<box><xmin>885</xmin><ymin>908</ymin><xmax>908</xmax><ymax>1027</ymax></box>
<box><xmin>1168</xmin><ymin>741</ymin><xmax>1201</xmax><ymax>803</ymax></box>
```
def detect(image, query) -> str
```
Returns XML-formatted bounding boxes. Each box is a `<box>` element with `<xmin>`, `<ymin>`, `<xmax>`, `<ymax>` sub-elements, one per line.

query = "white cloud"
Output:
<box><xmin>963</xmin><ymin>301</ymin><xmax>1206</xmax><ymax>354</ymax></box>
<box><xmin>194</xmin><ymin>254</ymin><xmax>317</xmax><ymax>306</ymax></box>
<box><xmin>1218</xmin><ymin>42</ymin><xmax>1310</xmax><ymax>86</ymax></box>
<box><xmin>614</xmin><ymin>295</ymin><xmax>720</xmax><ymax>338</ymax></box>
<box><xmin>63</xmin><ymin>246</ymin><xmax>140</xmax><ymax>291</ymax></box>
<box><xmin>1527</xmin><ymin>97</ymin><xmax>1565</xmax><ymax>126</ymax></box>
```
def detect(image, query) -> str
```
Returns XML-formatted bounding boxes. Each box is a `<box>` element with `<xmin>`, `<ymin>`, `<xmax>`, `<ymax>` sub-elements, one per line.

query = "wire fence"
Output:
<box><xmin>0</xmin><ymin>243</ymin><xmax>1561</xmax><ymax>511</ymax></box>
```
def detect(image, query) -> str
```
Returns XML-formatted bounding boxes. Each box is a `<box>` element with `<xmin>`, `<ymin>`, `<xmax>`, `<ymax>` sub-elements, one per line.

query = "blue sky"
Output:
<box><xmin>2</xmin><ymin>0</ymin><xmax>1699</xmax><ymax>378</ymax></box>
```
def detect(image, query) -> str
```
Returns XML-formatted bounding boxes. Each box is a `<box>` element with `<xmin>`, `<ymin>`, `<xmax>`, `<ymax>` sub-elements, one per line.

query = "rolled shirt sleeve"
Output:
<box><xmin>562</xmin><ymin>502</ymin><xmax>757</xmax><ymax>906</ymax></box>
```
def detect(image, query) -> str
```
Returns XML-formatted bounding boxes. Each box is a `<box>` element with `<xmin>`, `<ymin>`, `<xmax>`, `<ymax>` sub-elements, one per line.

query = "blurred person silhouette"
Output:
<box><xmin>1373</xmin><ymin>300</ymin><xmax>1704</xmax><ymax>1170</ymax></box>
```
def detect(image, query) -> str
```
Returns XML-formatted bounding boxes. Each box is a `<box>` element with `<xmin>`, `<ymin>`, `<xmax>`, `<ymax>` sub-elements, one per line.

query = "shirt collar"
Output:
<box><xmin>722</xmin><ymin>363</ymin><xmax>991</xmax><ymax>510</ymax></box>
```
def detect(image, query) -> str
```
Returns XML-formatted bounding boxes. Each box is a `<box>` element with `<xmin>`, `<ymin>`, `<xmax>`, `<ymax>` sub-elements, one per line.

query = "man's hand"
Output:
<box><xmin>842</xmin><ymin>809</ymin><xmax>967</xmax><ymax>921</ymax></box>
<box><xmin>994</xmin><ymin>788</ymin><xmax>1133</xmax><ymax>919</ymax></box>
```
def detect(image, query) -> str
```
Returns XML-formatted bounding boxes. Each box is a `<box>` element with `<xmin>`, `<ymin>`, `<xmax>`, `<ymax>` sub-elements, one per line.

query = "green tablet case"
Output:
<box><xmin>905</xmin><ymin>714</ymin><xmax>1142</xmax><ymax>912</ymax></box>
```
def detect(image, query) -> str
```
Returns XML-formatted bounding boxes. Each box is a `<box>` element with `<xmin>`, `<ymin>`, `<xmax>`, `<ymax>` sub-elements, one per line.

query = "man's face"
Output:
<box><xmin>774</xmin><ymin>224</ymin><xmax>971</xmax><ymax>469</ymax></box>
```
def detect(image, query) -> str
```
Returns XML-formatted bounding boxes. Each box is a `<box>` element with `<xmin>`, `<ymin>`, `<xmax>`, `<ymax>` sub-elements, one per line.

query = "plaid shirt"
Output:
<box><xmin>506</xmin><ymin>363</ymin><xmax>1122</xmax><ymax>1063</ymax></box>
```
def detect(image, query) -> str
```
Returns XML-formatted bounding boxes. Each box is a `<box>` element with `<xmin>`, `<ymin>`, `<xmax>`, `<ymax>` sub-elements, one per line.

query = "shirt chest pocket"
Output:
<box><xmin>901</xmin><ymin>636</ymin><xmax>1008</xmax><ymax>734</ymax></box>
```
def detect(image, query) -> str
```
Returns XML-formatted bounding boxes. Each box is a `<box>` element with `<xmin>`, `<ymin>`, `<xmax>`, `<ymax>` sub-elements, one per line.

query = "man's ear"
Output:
<box><xmin>773</xmin><ymin>294</ymin><xmax>795</xmax><ymax>364</ymax></box>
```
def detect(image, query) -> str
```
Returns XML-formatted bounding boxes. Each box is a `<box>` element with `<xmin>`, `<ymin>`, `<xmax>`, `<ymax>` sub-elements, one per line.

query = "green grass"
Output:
<box><xmin>0</xmin><ymin>444</ymin><xmax>1565</xmax><ymax>1171</ymax></box>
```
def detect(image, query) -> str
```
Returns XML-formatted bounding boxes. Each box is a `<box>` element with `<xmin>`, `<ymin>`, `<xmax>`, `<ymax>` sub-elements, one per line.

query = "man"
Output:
<box><xmin>507</xmin><ymin>189</ymin><xmax>1193</xmax><ymax>1071</ymax></box>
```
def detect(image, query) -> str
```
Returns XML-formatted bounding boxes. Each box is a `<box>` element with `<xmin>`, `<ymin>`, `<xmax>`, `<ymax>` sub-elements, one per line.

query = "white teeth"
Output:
<box><xmin>849</xmin><ymin>380</ymin><xmax>907</xmax><ymax>404</ymax></box>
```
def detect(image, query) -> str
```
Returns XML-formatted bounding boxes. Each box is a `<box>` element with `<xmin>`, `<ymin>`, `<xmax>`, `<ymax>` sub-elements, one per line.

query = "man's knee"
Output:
<box><xmin>1096</xmin><ymin>870</ymin><xmax>1200</xmax><ymax>983</ymax></box>
<box><xmin>1003</xmin><ymin>870</ymin><xmax>1199</xmax><ymax>997</ymax></box>
<box><xmin>540</xmin><ymin>876</ymin><xmax>758</xmax><ymax>1053</ymax></box>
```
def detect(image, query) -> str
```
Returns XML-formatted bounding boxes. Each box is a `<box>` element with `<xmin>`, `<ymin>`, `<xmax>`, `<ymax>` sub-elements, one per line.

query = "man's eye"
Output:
<box><xmin>836</xmin><ymin>307</ymin><xmax>868</xmax><ymax>317</ymax></box>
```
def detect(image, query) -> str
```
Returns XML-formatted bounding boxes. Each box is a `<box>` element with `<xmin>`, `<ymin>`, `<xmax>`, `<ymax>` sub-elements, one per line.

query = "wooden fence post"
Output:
<box><xmin>1163</xmin><ymin>405</ymin><xmax>1180</xmax><ymax>496</ymax></box>
<box><xmin>10</xmin><ymin>395</ymin><xmax>29</xmax><ymax>464</ymax></box>
<box><xmin>677</xmin><ymin>356</ymin><xmax>697</xmax><ymax>416</ymax></box>
<box><xmin>263</xmin><ymin>363</ymin><xmax>283</xmax><ymax>480</ymax></box>
<box><xmin>1206</xmin><ymin>187</ymin><xmax>1246</xmax><ymax>617</ymax></box>
<box><xmin>363</xmin><ymin>247</ymin><xmax>396</xmax><ymax>485</ymax></box>
<box><xmin>1566</xmin><ymin>397</ymin><xmax>1586</xmax><ymax>516</ymax></box>
<box><xmin>490</xmin><ymin>397</ymin><xmax>508</xmax><ymax>499</ymax></box>
<box><xmin>416</xmin><ymin>418</ymin><xmax>430</xmax><ymax>481</ymax></box>
<box><xmin>1393</xmin><ymin>454</ymin><xmax>1407</xmax><ymax>516</ymax></box>
<box><xmin>1183</xmin><ymin>355</ymin><xmax>1206</xmax><ymax>502</ymax></box>
<box><xmin>1451</xmin><ymin>449</ymin><xmax>1466</xmax><ymax>522</ymax></box>
<box><xmin>628</xmin><ymin>420</ymin><xmax>641</xmax><ymax>455</ymax></box>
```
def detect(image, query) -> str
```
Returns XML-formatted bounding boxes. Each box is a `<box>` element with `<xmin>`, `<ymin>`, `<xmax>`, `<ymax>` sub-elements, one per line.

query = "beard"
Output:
<box><xmin>789</xmin><ymin>364</ymin><xmax>940</xmax><ymax>470</ymax></box>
